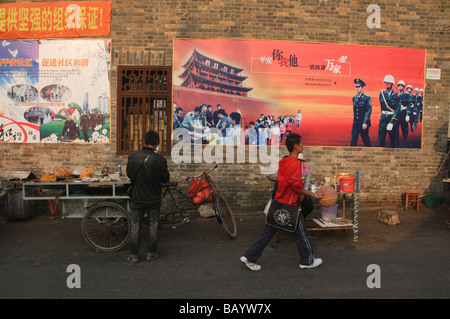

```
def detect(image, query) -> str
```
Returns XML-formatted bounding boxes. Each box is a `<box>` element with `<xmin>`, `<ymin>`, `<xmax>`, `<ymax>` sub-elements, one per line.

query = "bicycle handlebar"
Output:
<box><xmin>185</xmin><ymin>164</ymin><xmax>218</xmax><ymax>180</ymax></box>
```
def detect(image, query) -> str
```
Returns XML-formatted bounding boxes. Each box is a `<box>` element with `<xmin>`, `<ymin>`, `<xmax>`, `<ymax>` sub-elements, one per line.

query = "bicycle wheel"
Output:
<box><xmin>82</xmin><ymin>202</ymin><xmax>130</xmax><ymax>252</ymax></box>
<box><xmin>214</xmin><ymin>194</ymin><xmax>237</xmax><ymax>238</ymax></box>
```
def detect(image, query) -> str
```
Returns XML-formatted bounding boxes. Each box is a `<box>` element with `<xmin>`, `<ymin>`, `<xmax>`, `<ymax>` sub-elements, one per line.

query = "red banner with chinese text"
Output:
<box><xmin>0</xmin><ymin>1</ymin><xmax>111</xmax><ymax>39</ymax></box>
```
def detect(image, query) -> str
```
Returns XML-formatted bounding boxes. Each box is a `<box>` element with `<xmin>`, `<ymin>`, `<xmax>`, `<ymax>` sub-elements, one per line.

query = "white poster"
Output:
<box><xmin>0</xmin><ymin>39</ymin><xmax>111</xmax><ymax>143</ymax></box>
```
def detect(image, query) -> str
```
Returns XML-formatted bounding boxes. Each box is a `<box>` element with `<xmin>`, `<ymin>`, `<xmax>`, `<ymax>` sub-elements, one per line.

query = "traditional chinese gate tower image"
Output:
<box><xmin>173</xmin><ymin>48</ymin><xmax>274</xmax><ymax>125</ymax></box>
<box><xmin>178</xmin><ymin>49</ymin><xmax>253</xmax><ymax>97</ymax></box>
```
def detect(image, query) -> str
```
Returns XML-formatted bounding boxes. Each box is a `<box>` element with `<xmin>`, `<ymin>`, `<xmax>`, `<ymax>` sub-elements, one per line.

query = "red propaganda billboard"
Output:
<box><xmin>173</xmin><ymin>39</ymin><xmax>426</xmax><ymax>148</ymax></box>
<box><xmin>0</xmin><ymin>1</ymin><xmax>111</xmax><ymax>39</ymax></box>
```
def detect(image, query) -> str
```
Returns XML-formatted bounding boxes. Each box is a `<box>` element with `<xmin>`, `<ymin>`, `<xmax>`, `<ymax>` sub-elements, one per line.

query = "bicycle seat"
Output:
<box><xmin>162</xmin><ymin>182</ymin><xmax>178</xmax><ymax>188</ymax></box>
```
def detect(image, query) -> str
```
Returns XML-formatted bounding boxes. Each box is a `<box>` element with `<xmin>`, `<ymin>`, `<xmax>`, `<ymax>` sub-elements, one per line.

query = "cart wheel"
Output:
<box><xmin>82</xmin><ymin>202</ymin><xmax>130</xmax><ymax>252</ymax></box>
<box><xmin>214</xmin><ymin>195</ymin><xmax>237</xmax><ymax>239</ymax></box>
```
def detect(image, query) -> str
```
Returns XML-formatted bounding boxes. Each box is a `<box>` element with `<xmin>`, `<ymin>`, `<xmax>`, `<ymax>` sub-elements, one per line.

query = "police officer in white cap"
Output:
<box><xmin>407</xmin><ymin>85</ymin><xmax>417</xmax><ymax>132</ymax></box>
<box><xmin>411</xmin><ymin>87</ymin><xmax>420</xmax><ymax>131</ymax></box>
<box><xmin>378</xmin><ymin>75</ymin><xmax>400</xmax><ymax>148</ymax></box>
<box><xmin>396</xmin><ymin>80</ymin><xmax>411</xmax><ymax>146</ymax></box>
<box><xmin>417</xmin><ymin>88</ymin><xmax>424</xmax><ymax>124</ymax></box>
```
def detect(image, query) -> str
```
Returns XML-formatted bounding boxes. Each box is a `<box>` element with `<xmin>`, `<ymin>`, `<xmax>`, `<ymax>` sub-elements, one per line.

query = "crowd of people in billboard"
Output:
<box><xmin>173</xmin><ymin>75</ymin><xmax>423</xmax><ymax>148</ymax></box>
<box><xmin>173</xmin><ymin>102</ymin><xmax>301</xmax><ymax>145</ymax></box>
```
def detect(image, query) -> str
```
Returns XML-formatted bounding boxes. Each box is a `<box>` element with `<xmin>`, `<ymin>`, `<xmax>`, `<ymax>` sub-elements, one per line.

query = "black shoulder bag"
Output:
<box><xmin>266</xmin><ymin>199</ymin><xmax>301</xmax><ymax>232</ymax></box>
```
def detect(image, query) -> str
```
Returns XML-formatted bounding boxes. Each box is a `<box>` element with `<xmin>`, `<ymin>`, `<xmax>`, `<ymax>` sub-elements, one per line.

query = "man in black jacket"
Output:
<box><xmin>60</xmin><ymin>111</ymin><xmax>80</xmax><ymax>141</ymax></box>
<box><xmin>126</xmin><ymin>131</ymin><xmax>170</xmax><ymax>263</ymax></box>
<box><xmin>80</xmin><ymin>110</ymin><xmax>90</xmax><ymax>142</ymax></box>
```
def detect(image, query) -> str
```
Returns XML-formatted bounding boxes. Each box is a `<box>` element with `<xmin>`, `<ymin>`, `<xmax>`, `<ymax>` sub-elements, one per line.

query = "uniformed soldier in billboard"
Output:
<box><xmin>406</xmin><ymin>85</ymin><xmax>416</xmax><ymax>132</ymax></box>
<box><xmin>411</xmin><ymin>87</ymin><xmax>420</xmax><ymax>131</ymax></box>
<box><xmin>396</xmin><ymin>80</ymin><xmax>411</xmax><ymax>146</ymax></box>
<box><xmin>417</xmin><ymin>88</ymin><xmax>424</xmax><ymax>124</ymax></box>
<box><xmin>378</xmin><ymin>75</ymin><xmax>400</xmax><ymax>148</ymax></box>
<box><xmin>350</xmin><ymin>78</ymin><xmax>372</xmax><ymax>147</ymax></box>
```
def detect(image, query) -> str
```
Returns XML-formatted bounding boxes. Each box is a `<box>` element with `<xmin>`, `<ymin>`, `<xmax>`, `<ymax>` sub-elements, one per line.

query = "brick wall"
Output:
<box><xmin>1</xmin><ymin>0</ymin><xmax>449</xmax><ymax>211</ymax></box>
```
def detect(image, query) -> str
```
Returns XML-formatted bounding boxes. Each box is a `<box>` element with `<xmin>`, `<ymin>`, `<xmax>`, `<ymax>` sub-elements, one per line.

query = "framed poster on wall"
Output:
<box><xmin>0</xmin><ymin>39</ymin><xmax>111</xmax><ymax>143</ymax></box>
<box><xmin>173</xmin><ymin>39</ymin><xmax>425</xmax><ymax>149</ymax></box>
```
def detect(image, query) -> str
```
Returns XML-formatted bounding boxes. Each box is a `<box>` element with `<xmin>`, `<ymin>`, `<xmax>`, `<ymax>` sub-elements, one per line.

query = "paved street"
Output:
<box><xmin>0</xmin><ymin>204</ymin><xmax>449</xmax><ymax>302</ymax></box>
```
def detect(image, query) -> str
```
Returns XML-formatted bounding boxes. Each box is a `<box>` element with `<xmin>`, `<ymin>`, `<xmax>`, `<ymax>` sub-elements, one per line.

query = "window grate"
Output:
<box><xmin>117</xmin><ymin>66</ymin><xmax>172</xmax><ymax>155</ymax></box>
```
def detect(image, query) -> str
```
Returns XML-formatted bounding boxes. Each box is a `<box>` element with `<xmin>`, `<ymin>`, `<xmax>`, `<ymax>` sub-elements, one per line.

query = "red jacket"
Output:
<box><xmin>274</xmin><ymin>156</ymin><xmax>304</xmax><ymax>205</ymax></box>
<box><xmin>285</xmin><ymin>122</ymin><xmax>292</xmax><ymax>131</ymax></box>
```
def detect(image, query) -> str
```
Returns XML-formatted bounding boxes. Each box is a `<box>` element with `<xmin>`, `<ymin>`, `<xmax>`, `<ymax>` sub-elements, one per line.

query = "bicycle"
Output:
<box><xmin>81</xmin><ymin>165</ymin><xmax>237</xmax><ymax>252</ymax></box>
<box><xmin>159</xmin><ymin>164</ymin><xmax>238</xmax><ymax>239</ymax></box>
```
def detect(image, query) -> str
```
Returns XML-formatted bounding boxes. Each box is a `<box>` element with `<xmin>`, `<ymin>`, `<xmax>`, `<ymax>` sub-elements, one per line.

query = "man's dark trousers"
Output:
<box><xmin>129</xmin><ymin>201</ymin><xmax>161</xmax><ymax>259</ymax></box>
<box><xmin>244</xmin><ymin>214</ymin><xmax>314</xmax><ymax>266</ymax></box>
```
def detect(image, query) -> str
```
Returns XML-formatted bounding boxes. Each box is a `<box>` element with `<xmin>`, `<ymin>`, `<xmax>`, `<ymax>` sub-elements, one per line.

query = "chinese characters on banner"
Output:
<box><xmin>264</xmin><ymin>48</ymin><xmax>349</xmax><ymax>75</ymax></box>
<box><xmin>173</xmin><ymin>39</ymin><xmax>426</xmax><ymax>149</ymax></box>
<box><xmin>0</xmin><ymin>40</ymin><xmax>111</xmax><ymax>143</ymax></box>
<box><xmin>0</xmin><ymin>1</ymin><xmax>111</xmax><ymax>39</ymax></box>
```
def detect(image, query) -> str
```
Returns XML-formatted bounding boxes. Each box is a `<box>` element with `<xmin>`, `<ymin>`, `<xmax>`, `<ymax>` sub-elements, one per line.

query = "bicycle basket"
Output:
<box><xmin>188</xmin><ymin>176</ymin><xmax>213</xmax><ymax>205</ymax></box>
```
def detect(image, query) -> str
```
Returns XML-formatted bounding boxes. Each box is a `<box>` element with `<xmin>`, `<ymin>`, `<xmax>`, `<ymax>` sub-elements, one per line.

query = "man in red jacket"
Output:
<box><xmin>240</xmin><ymin>133</ymin><xmax>324</xmax><ymax>271</ymax></box>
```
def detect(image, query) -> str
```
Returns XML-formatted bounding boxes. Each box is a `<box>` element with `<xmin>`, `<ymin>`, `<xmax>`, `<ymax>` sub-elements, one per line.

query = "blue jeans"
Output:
<box><xmin>129</xmin><ymin>201</ymin><xmax>161</xmax><ymax>259</ymax></box>
<box><xmin>244</xmin><ymin>215</ymin><xmax>314</xmax><ymax>266</ymax></box>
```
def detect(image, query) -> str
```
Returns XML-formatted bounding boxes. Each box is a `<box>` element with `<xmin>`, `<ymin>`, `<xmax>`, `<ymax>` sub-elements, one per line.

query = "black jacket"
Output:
<box><xmin>126</xmin><ymin>147</ymin><xmax>170</xmax><ymax>203</ymax></box>
<box><xmin>352</xmin><ymin>93</ymin><xmax>372</xmax><ymax>128</ymax></box>
<box><xmin>61</xmin><ymin>119</ymin><xmax>80</xmax><ymax>140</ymax></box>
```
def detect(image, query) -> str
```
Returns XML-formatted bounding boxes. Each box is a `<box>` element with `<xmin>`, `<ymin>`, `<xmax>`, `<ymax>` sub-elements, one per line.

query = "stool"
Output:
<box><xmin>405</xmin><ymin>190</ymin><xmax>421</xmax><ymax>212</ymax></box>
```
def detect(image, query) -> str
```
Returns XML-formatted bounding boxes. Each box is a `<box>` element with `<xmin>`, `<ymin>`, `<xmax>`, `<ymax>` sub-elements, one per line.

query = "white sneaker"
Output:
<box><xmin>240</xmin><ymin>256</ymin><xmax>262</xmax><ymax>271</ymax></box>
<box><xmin>299</xmin><ymin>258</ymin><xmax>323</xmax><ymax>269</ymax></box>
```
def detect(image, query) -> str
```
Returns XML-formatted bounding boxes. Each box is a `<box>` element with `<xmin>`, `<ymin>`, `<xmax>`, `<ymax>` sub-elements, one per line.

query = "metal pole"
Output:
<box><xmin>353</xmin><ymin>169</ymin><xmax>359</xmax><ymax>241</ymax></box>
